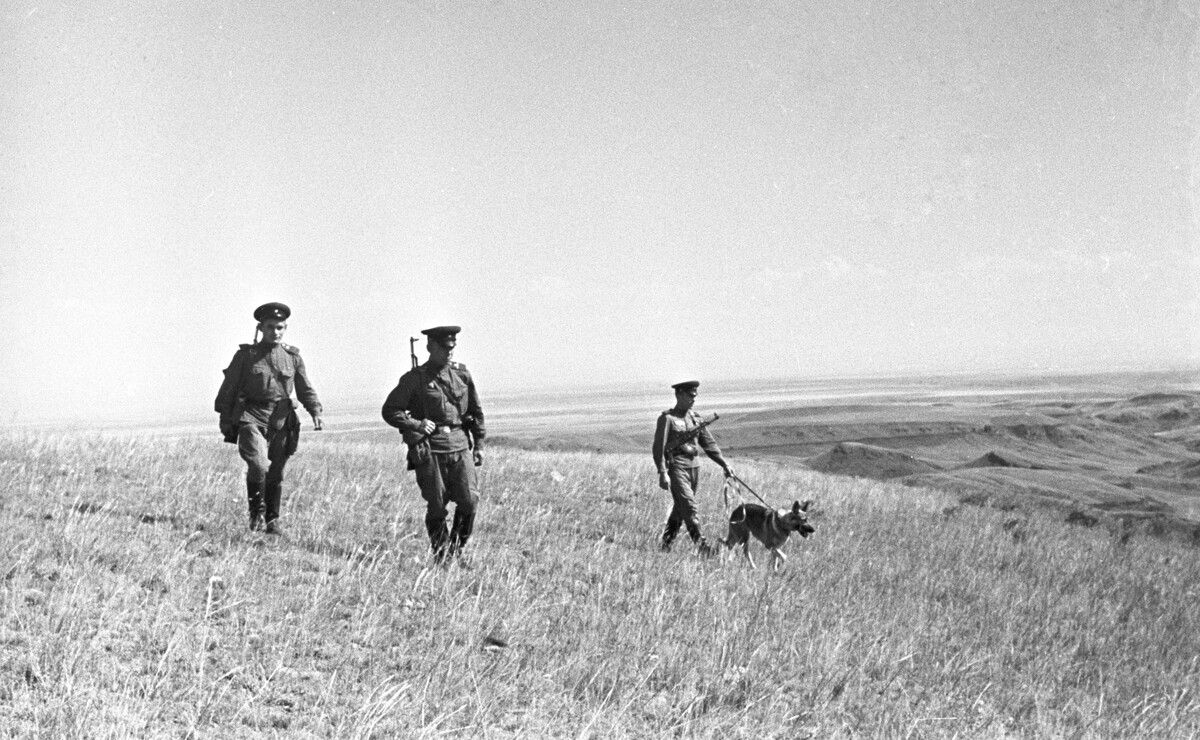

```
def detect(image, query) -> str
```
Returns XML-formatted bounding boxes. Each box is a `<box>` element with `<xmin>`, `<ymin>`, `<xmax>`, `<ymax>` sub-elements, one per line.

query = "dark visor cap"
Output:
<box><xmin>422</xmin><ymin>325</ymin><xmax>460</xmax><ymax>346</ymax></box>
<box><xmin>254</xmin><ymin>302</ymin><xmax>291</xmax><ymax>322</ymax></box>
<box><xmin>671</xmin><ymin>380</ymin><xmax>700</xmax><ymax>392</ymax></box>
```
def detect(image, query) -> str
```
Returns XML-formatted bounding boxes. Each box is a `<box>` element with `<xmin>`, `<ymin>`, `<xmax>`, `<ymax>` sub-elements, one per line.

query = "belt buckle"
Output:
<box><xmin>438</xmin><ymin>425</ymin><xmax>452</xmax><ymax>435</ymax></box>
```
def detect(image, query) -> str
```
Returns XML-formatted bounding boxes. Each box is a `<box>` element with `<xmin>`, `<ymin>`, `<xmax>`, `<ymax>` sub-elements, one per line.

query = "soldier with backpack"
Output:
<box><xmin>215</xmin><ymin>302</ymin><xmax>324</xmax><ymax>535</ymax></box>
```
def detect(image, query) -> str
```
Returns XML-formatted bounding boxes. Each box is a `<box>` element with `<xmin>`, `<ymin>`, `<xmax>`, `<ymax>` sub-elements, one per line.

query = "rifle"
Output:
<box><xmin>663</xmin><ymin>413</ymin><xmax>719</xmax><ymax>456</ymax></box>
<box><xmin>409</xmin><ymin>336</ymin><xmax>419</xmax><ymax>369</ymax></box>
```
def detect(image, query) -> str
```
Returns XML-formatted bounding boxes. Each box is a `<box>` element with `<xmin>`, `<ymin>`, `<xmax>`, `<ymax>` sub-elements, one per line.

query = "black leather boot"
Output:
<box><xmin>660</xmin><ymin>518</ymin><xmax>681</xmax><ymax>551</ymax></box>
<box><xmin>685</xmin><ymin>520</ymin><xmax>715</xmax><ymax>557</ymax></box>
<box><xmin>448</xmin><ymin>510</ymin><xmax>476</xmax><ymax>557</ymax></box>
<box><xmin>426</xmin><ymin>519</ymin><xmax>449</xmax><ymax>561</ymax></box>
<box><xmin>246</xmin><ymin>479</ymin><xmax>265</xmax><ymax>532</ymax></box>
<box><xmin>264</xmin><ymin>481</ymin><xmax>283</xmax><ymax>535</ymax></box>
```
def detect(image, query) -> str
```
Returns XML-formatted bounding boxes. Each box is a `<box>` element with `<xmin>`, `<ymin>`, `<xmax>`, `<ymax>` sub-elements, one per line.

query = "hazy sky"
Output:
<box><xmin>3</xmin><ymin>1</ymin><xmax>1198</xmax><ymax>421</ymax></box>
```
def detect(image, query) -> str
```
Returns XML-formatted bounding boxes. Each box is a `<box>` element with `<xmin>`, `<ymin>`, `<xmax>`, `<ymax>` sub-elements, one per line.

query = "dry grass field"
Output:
<box><xmin>1</xmin><ymin>428</ymin><xmax>1199</xmax><ymax>738</ymax></box>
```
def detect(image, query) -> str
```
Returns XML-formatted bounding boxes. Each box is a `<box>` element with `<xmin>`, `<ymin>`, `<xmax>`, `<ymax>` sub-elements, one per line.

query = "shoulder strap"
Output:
<box><xmin>416</xmin><ymin>365</ymin><xmax>429</xmax><ymax>418</ymax></box>
<box><xmin>429</xmin><ymin>364</ymin><xmax>465</xmax><ymax>405</ymax></box>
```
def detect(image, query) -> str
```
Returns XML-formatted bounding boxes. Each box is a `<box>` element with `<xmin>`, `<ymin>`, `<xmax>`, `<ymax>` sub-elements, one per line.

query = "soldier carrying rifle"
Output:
<box><xmin>382</xmin><ymin>326</ymin><xmax>485</xmax><ymax>563</ymax></box>
<box><xmin>652</xmin><ymin>380</ymin><xmax>734</xmax><ymax>555</ymax></box>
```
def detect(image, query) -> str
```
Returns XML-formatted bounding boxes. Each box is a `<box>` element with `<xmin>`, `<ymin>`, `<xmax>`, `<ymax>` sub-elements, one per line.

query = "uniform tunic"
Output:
<box><xmin>652</xmin><ymin>409</ymin><xmax>722</xmax><ymax>473</ymax></box>
<box><xmin>381</xmin><ymin>362</ymin><xmax>486</xmax><ymax>453</ymax></box>
<box><xmin>214</xmin><ymin>342</ymin><xmax>322</xmax><ymax>428</ymax></box>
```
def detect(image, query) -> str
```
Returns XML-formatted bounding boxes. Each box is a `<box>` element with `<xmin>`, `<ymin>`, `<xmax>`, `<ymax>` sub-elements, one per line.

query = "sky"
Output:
<box><xmin>2</xmin><ymin>0</ymin><xmax>1198</xmax><ymax>421</ymax></box>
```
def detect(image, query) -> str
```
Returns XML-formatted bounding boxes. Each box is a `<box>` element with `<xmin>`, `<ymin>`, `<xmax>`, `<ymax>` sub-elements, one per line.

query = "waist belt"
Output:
<box><xmin>435</xmin><ymin>424</ymin><xmax>461</xmax><ymax>435</ymax></box>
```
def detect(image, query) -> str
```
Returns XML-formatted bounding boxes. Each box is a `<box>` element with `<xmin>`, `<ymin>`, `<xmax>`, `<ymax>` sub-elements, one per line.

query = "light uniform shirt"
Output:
<box><xmin>653</xmin><ymin>409</ymin><xmax>722</xmax><ymax>472</ymax></box>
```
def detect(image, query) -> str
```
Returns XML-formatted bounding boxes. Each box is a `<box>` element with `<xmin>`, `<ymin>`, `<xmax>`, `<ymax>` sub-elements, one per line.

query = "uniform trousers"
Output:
<box><xmin>237</xmin><ymin>423</ymin><xmax>289</xmax><ymax>484</ymax></box>
<box><xmin>664</xmin><ymin>465</ymin><xmax>704</xmax><ymax>542</ymax></box>
<box><xmin>413</xmin><ymin>450</ymin><xmax>478</xmax><ymax>529</ymax></box>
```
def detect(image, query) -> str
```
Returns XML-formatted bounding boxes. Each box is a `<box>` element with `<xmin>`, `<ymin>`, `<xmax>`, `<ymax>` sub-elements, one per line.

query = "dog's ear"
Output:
<box><xmin>798</xmin><ymin>500</ymin><xmax>813</xmax><ymax>512</ymax></box>
<box><xmin>791</xmin><ymin>500</ymin><xmax>802</xmax><ymax>513</ymax></box>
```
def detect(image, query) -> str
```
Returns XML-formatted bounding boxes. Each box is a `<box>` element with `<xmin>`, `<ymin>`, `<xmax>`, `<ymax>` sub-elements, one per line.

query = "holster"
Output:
<box><xmin>463</xmin><ymin>414</ymin><xmax>478</xmax><ymax>451</ymax></box>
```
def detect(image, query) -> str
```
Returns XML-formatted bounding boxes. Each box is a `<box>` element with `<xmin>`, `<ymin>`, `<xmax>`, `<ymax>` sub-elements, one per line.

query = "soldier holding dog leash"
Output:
<box><xmin>382</xmin><ymin>326</ymin><xmax>485</xmax><ymax>563</ymax></box>
<box><xmin>214</xmin><ymin>302</ymin><xmax>324</xmax><ymax>535</ymax></box>
<box><xmin>652</xmin><ymin>380</ymin><xmax>734</xmax><ymax>556</ymax></box>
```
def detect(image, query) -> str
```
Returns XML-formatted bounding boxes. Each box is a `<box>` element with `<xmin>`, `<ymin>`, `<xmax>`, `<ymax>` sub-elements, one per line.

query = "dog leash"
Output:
<box><xmin>721</xmin><ymin>475</ymin><xmax>745</xmax><ymax>525</ymax></box>
<box><xmin>721</xmin><ymin>475</ymin><xmax>736</xmax><ymax>510</ymax></box>
<box><xmin>725</xmin><ymin>472</ymin><xmax>771</xmax><ymax>508</ymax></box>
<box><xmin>722</xmin><ymin>472</ymin><xmax>774</xmax><ymax>526</ymax></box>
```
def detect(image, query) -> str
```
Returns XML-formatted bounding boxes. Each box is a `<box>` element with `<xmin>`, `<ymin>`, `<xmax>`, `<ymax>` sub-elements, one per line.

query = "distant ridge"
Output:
<box><xmin>807</xmin><ymin>442</ymin><xmax>941</xmax><ymax>480</ymax></box>
<box><xmin>960</xmin><ymin>450</ymin><xmax>1046</xmax><ymax>470</ymax></box>
<box><xmin>1126</xmin><ymin>393</ymin><xmax>1197</xmax><ymax>406</ymax></box>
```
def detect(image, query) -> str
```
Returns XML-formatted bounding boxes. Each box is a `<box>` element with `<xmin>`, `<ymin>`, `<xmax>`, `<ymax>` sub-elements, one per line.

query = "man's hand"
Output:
<box><xmin>658</xmin><ymin>470</ymin><xmax>670</xmax><ymax>491</ymax></box>
<box><xmin>421</xmin><ymin>419</ymin><xmax>436</xmax><ymax>435</ymax></box>
<box><xmin>724</xmin><ymin>466</ymin><xmax>735</xmax><ymax>479</ymax></box>
<box><xmin>473</xmin><ymin>448</ymin><xmax>483</xmax><ymax>467</ymax></box>
<box><xmin>312</xmin><ymin>414</ymin><xmax>324</xmax><ymax>431</ymax></box>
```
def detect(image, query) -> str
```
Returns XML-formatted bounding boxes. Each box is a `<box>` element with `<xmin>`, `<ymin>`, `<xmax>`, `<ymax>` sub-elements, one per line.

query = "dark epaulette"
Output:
<box><xmin>238</xmin><ymin>343</ymin><xmax>253</xmax><ymax>350</ymax></box>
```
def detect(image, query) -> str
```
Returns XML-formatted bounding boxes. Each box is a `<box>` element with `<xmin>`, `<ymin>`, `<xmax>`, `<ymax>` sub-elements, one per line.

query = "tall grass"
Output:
<box><xmin>0</xmin><ymin>430</ymin><xmax>1197</xmax><ymax>738</ymax></box>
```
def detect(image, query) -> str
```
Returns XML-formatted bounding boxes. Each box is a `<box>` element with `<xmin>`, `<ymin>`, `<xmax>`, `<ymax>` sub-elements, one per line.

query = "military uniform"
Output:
<box><xmin>381</xmin><ymin>326</ymin><xmax>486</xmax><ymax>559</ymax></box>
<box><xmin>652</xmin><ymin>380</ymin><xmax>730</xmax><ymax>552</ymax></box>
<box><xmin>214</xmin><ymin>303</ymin><xmax>322</xmax><ymax>533</ymax></box>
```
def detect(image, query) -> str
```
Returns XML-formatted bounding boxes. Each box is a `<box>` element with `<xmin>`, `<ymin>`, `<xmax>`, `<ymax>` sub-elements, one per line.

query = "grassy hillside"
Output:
<box><xmin>1</xmin><ymin>430</ymin><xmax>1198</xmax><ymax>738</ymax></box>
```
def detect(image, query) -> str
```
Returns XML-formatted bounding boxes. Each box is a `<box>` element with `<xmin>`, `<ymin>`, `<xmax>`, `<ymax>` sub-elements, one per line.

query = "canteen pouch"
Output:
<box><xmin>267</xmin><ymin>398</ymin><xmax>301</xmax><ymax>461</ymax></box>
<box><xmin>406</xmin><ymin>440</ymin><xmax>430</xmax><ymax>470</ymax></box>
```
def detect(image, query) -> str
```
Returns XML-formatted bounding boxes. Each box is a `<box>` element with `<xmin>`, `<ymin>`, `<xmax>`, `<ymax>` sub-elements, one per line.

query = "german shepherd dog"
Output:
<box><xmin>721</xmin><ymin>500</ymin><xmax>815</xmax><ymax>571</ymax></box>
